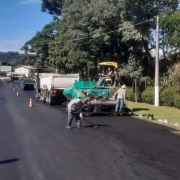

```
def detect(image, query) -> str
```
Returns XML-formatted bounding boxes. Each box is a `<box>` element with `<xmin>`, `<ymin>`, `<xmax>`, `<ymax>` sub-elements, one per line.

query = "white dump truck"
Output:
<box><xmin>35</xmin><ymin>73</ymin><xmax>79</xmax><ymax>105</ymax></box>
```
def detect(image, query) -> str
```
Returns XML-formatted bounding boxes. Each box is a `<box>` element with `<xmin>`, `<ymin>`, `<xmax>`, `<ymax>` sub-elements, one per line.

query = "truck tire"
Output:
<box><xmin>45</xmin><ymin>96</ymin><xmax>49</xmax><ymax>104</ymax></box>
<box><xmin>40</xmin><ymin>94</ymin><xmax>43</xmax><ymax>101</ymax></box>
<box><xmin>35</xmin><ymin>93</ymin><xmax>39</xmax><ymax>100</ymax></box>
<box><xmin>40</xmin><ymin>94</ymin><xmax>45</xmax><ymax>102</ymax></box>
<box><xmin>47</xmin><ymin>95</ymin><xmax>53</xmax><ymax>105</ymax></box>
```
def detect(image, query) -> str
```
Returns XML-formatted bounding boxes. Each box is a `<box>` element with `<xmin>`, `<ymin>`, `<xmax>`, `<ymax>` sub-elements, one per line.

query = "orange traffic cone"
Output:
<box><xmin>17</xmin><ymin>91</ymin><xmax>19</xmax><ymax>96</ymax></box>
<box><xmin>29</xmin><ymin>98</ymin><xmax>33</xmax><ymax>107</ymax></box>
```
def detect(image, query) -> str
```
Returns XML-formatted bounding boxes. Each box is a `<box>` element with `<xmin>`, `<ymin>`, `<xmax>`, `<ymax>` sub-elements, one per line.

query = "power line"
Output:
<box><xmin>0</xmin><ymin>18</ymin><xmax>153</xmax><ymax>47</ymax></box>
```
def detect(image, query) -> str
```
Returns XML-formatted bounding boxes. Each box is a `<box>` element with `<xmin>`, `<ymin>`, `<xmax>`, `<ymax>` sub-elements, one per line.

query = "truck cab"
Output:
<box><xmin>21</xmin><ymin>78</ymin><xmax>35</xmax><ymax>90</ymax></box>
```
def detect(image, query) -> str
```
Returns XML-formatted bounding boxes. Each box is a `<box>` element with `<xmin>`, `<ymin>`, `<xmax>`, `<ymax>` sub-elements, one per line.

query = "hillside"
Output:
<box><xmin>0</xmin><ymin>51</ymin><xmax>35</xmax><ymax>64</ymax></box>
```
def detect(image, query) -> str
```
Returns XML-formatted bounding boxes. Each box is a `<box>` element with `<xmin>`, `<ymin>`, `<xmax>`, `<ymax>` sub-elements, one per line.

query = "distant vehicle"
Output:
<box><xmin>0</xmin><ymin>76</ymin><xmax>5</xmax><ymax>82</ymax></box>
<box><xmin>35</xmin><ymin>73</ymin><xmax>79</xmax><ymax>105</ymax></box>
<box><xmin>12</xmin><ymin>73</ymin><xmax>26</xmax><ymax>81</ymax></box>
<box><xmin>21</xmin><ymin>78</ymin><xmax>35</xmax><ymax>90</ymax></box>
<box><xmin>6</xmin><ymin>74</ymin><xmax>12</xmax><ymax>82</ymax></box>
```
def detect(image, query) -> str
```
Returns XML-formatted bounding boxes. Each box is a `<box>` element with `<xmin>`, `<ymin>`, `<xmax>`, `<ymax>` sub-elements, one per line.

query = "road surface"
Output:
<box><xmin>0</xmin><ymin>81</ymin><xmax>180</xmax><ymax>180</ymax></box>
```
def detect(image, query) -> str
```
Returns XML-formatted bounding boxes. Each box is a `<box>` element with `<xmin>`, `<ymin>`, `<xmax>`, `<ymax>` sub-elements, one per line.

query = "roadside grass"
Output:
<box><xmin>127</xmin><ymin>101</ymin><xmax>180</xmax><ymax>130</ymax></box>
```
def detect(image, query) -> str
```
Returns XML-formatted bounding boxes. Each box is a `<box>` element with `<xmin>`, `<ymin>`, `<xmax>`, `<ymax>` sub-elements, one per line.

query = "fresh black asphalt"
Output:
<box><xmin>0</xmin><ymin>81</ymin><xmax>180</xmax><ymax>180</ymax></box>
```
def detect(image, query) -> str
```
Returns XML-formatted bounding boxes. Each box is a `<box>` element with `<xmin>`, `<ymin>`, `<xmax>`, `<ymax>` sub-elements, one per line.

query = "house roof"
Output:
<box><xmin>15</xmin><ymin>65</ymin><xmax>36</xmax><ymax>70</ymax></box>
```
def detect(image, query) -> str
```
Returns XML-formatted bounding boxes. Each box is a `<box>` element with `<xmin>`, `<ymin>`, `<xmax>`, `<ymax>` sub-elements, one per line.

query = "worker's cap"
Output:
<box><xmin>121</xmin><ymin>84</ymin><xmax>126</xmax><ymax>89</ymax></box>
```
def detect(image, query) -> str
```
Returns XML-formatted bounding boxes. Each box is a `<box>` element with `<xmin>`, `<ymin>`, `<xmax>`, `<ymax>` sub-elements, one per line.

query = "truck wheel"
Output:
<box><xmin>47</xmin><ymin>95</ymin><xmax>53</xmax><ymax>105</ymax></box>
<box><xmin>35</xmin><ymin>93</ymin><xmax>39</xmax><ymax>100</ymax></box>
<box><xmin>40</xmin><ymin>94</ymin><xmax>43</xmax><ymax>101</ymax></box>
<box><xmin>45</xmin><ymin>96</ymin><xmax>49</xmax><ymax>104</ymax></box>
<box><xmin>40</xmin><ymin>94</ymin><xmax>45</xmax><ymax>102</ymax></box>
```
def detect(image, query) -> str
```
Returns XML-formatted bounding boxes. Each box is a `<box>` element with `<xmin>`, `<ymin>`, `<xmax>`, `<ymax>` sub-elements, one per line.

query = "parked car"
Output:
<box><xmin>0</xmin><ymin>76</ymin><xmax>5</xmax><ymax>82</ymax></box>
<box><xmin>21</xmin><ymin>78</ymin><xmax>35</xmax><ymax>90</ymax></box>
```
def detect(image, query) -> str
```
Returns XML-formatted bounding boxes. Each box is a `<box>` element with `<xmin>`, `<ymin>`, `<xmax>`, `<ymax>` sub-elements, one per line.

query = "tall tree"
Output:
<box><xmin>123</xmin><ymin>0</ymin><xmax>178</xmax><ymax>58</ymax></box>
<box><xmin>41</xmin><ymin>0</ymin><xmax>64</xmax><ymax>15</ymax></box>
<box><xmin>160</xmin><ymin>9</ymin><xmax>180</xmax><ymax>55</ymax></box>
<box><xmin>35</xmin><ymin>0</ymin><xmax>179</xmax><ymax>79</ymax></box>
<box><xmin>49</xmin><ymin>0</ymin><xmax>132</xmax><ymax>79</ymax></box>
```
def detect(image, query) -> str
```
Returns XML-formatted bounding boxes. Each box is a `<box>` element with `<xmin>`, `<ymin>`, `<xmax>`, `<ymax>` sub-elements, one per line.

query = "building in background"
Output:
<box><xmin>14</xmin><ymin>66</ymin><xmax>37</xmax><ymax>77</ymax></box>
<box><xmin>0</xmin><ymin>63</ymin><xmax>11</xmax><ymax>77</ymax></box>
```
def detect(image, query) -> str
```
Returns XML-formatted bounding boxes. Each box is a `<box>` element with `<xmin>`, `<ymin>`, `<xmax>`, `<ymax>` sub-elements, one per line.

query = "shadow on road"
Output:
<box><xmin>85</xmin><ymin>124</ymin><xmax>111</xmax><ymax>128</ymax></box>
<box><xmin>0</xmin><ymin>158</ymin><xmax>20</xmax><ymax>165</ymax></box>
<box><xmin>132</xmin><ymin>108</ymin><xmax>149</xmax><ymax>112</ymax></box>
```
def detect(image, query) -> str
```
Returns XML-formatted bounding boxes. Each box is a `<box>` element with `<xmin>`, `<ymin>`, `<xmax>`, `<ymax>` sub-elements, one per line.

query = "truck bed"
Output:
<box><xmin>39</xmin><ymin>73</ymin><xmax>79</xmax><ymax>90</ymax></box>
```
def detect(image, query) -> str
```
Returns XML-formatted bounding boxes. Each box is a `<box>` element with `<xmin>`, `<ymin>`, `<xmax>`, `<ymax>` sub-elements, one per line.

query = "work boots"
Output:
<box><xmin>66</xmin><ymin>125</ymin><xmax>85</xmax><ymax>129</ymax></box>
<box><xmin>66</xmin><ymin>125</ymin><xmax>72</xmax><ymax>129</ymax></box>
<box><xmin>78</xmin><ymin>125</ymin><xmax>85</xmax><ymax>129</ymax></box>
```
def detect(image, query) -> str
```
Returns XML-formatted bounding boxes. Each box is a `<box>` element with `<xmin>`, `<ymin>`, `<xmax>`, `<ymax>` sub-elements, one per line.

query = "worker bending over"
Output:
<box><xmin>66</xmin><ymin>97</ymin><xmax>90</xmax><ymax>129</ymax></box>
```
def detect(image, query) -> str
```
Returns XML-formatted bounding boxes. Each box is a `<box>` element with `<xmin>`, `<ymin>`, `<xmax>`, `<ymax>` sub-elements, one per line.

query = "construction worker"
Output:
<box><xmin>66</xmin><ymin>97</ymin><xmax>90</xmax><ymax>129</ymax></box>
<box><xmin>114</xmin><ymin>84</ymin><xmax>126</xmax><ymax>113</ymax></box>
<box><xmin>95</xmin><ymin>70</ymin><xmax>113</xmax><ymax>87</ymax></box>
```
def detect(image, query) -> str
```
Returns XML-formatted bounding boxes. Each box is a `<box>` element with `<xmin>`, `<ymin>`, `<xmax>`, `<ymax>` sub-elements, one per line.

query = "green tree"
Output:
<box><xmin>49</xmin><ymin>0</ymin><xmax>142</xmax><ymax>79</ymax></box>
<box><xmin>160</xmin><ymin>9</ymin><xmax>180</xmax><ymax>54</ymax></box>
<box><xmin>26</xmin><ymin>0</ymin><xmax>178</xmax><ymax>80</ymax></box>
<box><xmin>118</xmin><ymin>53</ymin><xmax>144</xmax><ymax>84</ymax></box>
<box><xmin>41</xmin><ymin>0</ymin><xmax>64</xmax><ymax>15</ymax></box>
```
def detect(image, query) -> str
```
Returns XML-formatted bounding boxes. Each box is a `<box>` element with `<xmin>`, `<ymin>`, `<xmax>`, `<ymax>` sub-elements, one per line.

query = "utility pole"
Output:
<box><xmin>87</xmin><ymin>60</ymin><xmax>90</xmax><ymax>80</ymax></box>
<box><xmin>155</xmin><ymin>15</ymin><xmax>159</xmax><ymax>106</ymax></box>
<box><xmin>135</xmin><ymin>79</ymin><xmax>137</xmax><ymax>103</ymax></box>
<box><xmin>88</xmin><ymin>65</ymin><xmax>89</xmax><ymax>80</ymax></box>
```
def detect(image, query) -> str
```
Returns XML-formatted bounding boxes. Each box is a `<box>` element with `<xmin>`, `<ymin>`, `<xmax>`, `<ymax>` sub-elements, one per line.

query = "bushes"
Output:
<box><xmin>141</xmin><ymin>86</ymin><xmax>154</xmax><ymax>104</ymax></box>
<box><xmin>141</xmin><ymin>86</ymin><xmax>180</xmax><ymax>108</ymax></box>
<box><xmin>126</xmin><ymin>87</ymin><xmax>141</xmax><ymax>102</ymax></box>
<box><xmin>111</xmin><ymin>85</ymin><xmax>180</xmax><ymax>109</ymax></box>
<box><xmin>160</xmin><ymin>86</ymin><xmax>179</xmax><ymax>107</ymax></box>
<box><xmin>126</xmin><ymin>87</ymin><xmax>135</xmax><ymax>101</ymax></box>
<box><xmin>173</xmin><ymin>94</ymin><xmax>180</xmax><ymax>109</ymax></box>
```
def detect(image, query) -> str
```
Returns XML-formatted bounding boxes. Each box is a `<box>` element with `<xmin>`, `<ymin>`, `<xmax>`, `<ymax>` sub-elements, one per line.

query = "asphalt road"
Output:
<box><xmin>0</xmin><ymin>81</ymin><xmax>180</xmax><ymax>180</ymax></box>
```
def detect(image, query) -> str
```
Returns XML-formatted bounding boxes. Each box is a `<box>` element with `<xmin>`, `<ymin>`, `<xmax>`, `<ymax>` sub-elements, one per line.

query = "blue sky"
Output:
<box><xmin>0</xmin><ymin>0</ymin><xmax>53</xmax><ymax>53</ymax></box>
